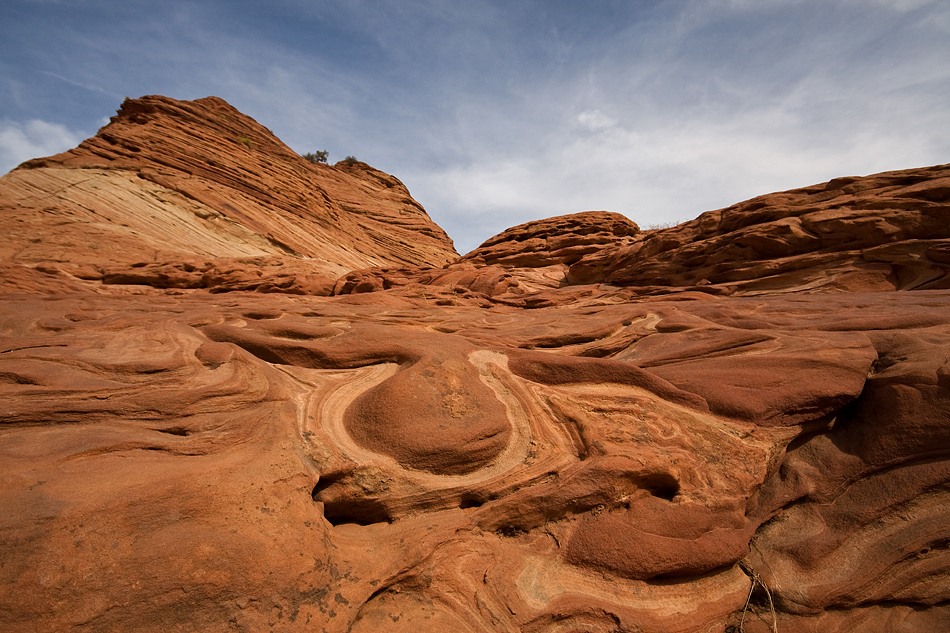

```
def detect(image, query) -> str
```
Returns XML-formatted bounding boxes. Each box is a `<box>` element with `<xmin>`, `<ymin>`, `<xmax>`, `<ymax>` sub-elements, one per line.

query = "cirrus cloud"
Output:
<box><xmin>0</xmin><ymin>119</ymin><xmax>83</xmax><ymax>175</ymax></box>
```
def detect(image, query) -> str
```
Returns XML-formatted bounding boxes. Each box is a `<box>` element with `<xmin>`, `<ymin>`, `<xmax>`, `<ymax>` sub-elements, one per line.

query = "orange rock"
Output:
<box><xmin>566</xmin><ymin>164</ymin><xmax>950</xmax><ymax>294</ymax></box>
<box><xmin>2</xmin><ymin>96</ymin><xmax>950</xmax><ymax>632</ymax></box>
<box><xmin>0</xmin><ymin>95</ymin><xmax>457</xmax><ymax>291</ymax></box>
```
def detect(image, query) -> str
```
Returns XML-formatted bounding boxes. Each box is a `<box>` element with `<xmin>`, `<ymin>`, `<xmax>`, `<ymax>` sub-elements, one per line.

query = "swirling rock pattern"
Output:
<box><xmin>2</xmin><ymin>290</ymin><xmax>948</xmax><ymax>632</ymax></box>
<box><xmin>1</xmin><ymin>97</ymin><xmax>950</xmax><ymax>632</ymax></box>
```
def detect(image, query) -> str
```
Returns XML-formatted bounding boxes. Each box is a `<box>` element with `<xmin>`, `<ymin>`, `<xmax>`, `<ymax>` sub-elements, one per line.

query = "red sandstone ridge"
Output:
<box><xmin>463</xmin><ymin>210</ymin><xmax>641</xmax><ymax>267</ymax></box>
<box><xmin>2</xmin><ymin>95</ymin><xmax>950</xmax><ymax>633</ymax></box>
<box><xmin>566</xmin><ymin>164</ymin><xmax>950</xmax><ymax>294</ymax></box>
<box><xmin>331</xmin><ymin>210</ymin><xmax>641</xmax><ymax>298</ymax></box>
<box><xmin>0</xmin><ymin>95</ymin><xmax>456</xmax><ymax>294</ymax></box>
<box><xmin>330</xmin><ymin>164</ymin><xmax>950</xmax><ymax>306</ymax></box>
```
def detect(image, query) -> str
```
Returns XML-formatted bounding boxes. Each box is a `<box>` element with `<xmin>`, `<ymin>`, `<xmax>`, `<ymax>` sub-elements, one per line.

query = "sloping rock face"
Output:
<box><xmin>0</xmin><ymin>95</ymin><xmax>457</xmax><ymax>293</ymax></box>
<box><xmin>567</xmin><ymin>165</ymin><xmax>950</xmax><ymax>294</ymax></box>
<box><xmin>330</xmin><ymin>211</ymin><xmax>640</xmax><ymax>299</ymax></box>
<box><xmin>2</xmin><ymin>97</ymin><xmax>950</xmax><ymax>633</ymax></box>
<box><xmin>332</xmin><ymin>165</ymin><xmax>950</xmax><ymax>302</ymax></box>
<box><xmin>462</xmin><ymin>210</ymin><xmax>641</xmax><ymax>267</ymax></box>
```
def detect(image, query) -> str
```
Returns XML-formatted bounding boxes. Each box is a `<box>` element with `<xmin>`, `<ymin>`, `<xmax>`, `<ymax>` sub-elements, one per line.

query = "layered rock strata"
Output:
<box><xmin>0</xmin><ymin>95</ymin><xmax>457</xmax><ymax>293</ymax></box>
<box><xmin>334</xmin><ymin>164</ymin><xmax>950</xmax><ymax>301</ymax></box>
<box><xmin>2</xmin><ymin>288</ymin><xmax>948</xmax><ymax>632</ymax></box>
<box><xmin>1</xmin><ymin>96</ymin><xmax>949</xmax><ymax>633</ymax></box>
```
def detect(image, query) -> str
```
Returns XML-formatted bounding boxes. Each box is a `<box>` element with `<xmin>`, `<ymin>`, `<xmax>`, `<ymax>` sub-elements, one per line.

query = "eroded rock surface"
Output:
<box><xmin>1</xmin><ymin>96</ymin><xmax>949</xmax><ymax>632</ymax></box>
<box><xmin>331</xmin><ymin>166</ymin><xmax>950</xmax><ymax>303</ymax></box>
<box><xmin>0</xmin><ymin>95</ymin><xmax>457</xmax><ymax>291</ymax></box>
<box><xmin>567</xmin><ymin>166</ymin><xmax>950</xmax><ymax>294</ymax></box>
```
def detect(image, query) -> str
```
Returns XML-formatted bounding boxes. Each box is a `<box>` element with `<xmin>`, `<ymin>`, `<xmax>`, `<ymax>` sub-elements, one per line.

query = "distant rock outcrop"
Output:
<box><xmin>0</xmin><ymin>95</ymin><xmax>457</xmax><ymax>294</ymax></box>
<box><xmin>1</xmin><ymin>96</ymin><xmax>949</xmax><ymax>633</ymax></box>
<box><xmin>330</xmin><ymin>210</ymin><xmax>641</xmax><ymax>299</ymax></box>
<box><xmin>463</xmin><ymin>210</ymin><xmax>640</xmax><ymax>267</ymax></box>
<box><xmin>330</xmin><ymin>164</ymin><xmax>950</xmax><ymax>303</ymax></box>
<box><xmin>567</xmin><ymin>165</ymin><xmax>950</xmax><ymax>293</ymax></box>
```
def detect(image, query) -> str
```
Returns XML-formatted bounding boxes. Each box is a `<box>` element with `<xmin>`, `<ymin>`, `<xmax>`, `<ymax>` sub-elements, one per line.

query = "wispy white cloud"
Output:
<box><xmin>39</xmin><ymin>71</ymin><xmax>117</xmax><ymax>97</ymax></box>
<box><xmin>576</xmin><ymin>110</ymin><xmax>618</xmax><ymax>133</ymax></box>
<box><xmin>860</xmin><ymin>0</ymin><xmax>938</xmax><ymax>11</ymax></box>
<box><xmin>0</xmin><ymin>119</ymin><xmax>82</xmax><ymax>174</ymax></box>
<box><xmin>390</xmin><ymin>0</ymin><xmax>950</xmax><ymax>252</ymax></box>
<box><xmin>1</xmin><ymin>0</ymin><xmax>947</xmax><ymax>253</ymax></box>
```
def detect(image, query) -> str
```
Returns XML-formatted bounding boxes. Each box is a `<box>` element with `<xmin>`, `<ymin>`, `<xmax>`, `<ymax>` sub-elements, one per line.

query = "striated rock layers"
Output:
<box><xmin>334</xmin><ymin>164</ymin><xmax>950</xmax><ymax>302</ymax></box>
<box><xmin>1</xmin><ymin>96</ymin><xmax>950</xmax><ymax>633</ymax></box>
<box><xmin>0</xmin><ymin>95</ymin><xmax>457</xmax><ymax>295</ymax></box>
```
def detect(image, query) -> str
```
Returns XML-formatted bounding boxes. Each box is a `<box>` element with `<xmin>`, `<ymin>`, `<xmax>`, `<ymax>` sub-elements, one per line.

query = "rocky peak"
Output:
<box><xmin>2</xmin><ymin>94</ymin><xmax>456</xmax><ymax>292</ymax></box>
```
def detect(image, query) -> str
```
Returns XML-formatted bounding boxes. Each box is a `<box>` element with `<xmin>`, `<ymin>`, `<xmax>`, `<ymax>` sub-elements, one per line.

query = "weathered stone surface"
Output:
<box><xmin>0</xmin><ymin>95</ymin><xmax>457</xmax><ymax>287</ymax></box>
<box><xmin>566</xmin><ymin>165</ymin><xmax>950</xmax><ymax>294</ymax></box>
<box><xmin>3</xmin><ymin>289</ymin><xmax>948</xmax><ymax>632</ymax></box>
<box><xmin>1</xmin><ymin>96</ymin><xmax>950</xmax><ymax>632</ymax></box>
<box><xmin>462</xmin><ymin>210</ymin><xmax>640</xmax><ymax>267</ymax></box>
<box><xmin>332</xmin><ymin>166</ymin><xmax>950</xmax><ymax>302</ymax></box>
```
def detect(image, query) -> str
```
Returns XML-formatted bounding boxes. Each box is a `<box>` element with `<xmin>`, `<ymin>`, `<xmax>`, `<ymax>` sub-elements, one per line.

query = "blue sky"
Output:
<box><xmin>2</xmin><ymin>0</ymin><xmax>949</xmax><ymax>254</ymax></box>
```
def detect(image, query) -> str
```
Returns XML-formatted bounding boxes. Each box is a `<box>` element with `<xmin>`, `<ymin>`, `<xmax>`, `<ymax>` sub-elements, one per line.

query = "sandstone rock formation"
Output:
<box><xmin>330</xmin><ymin>166</ymin><xmax>950</xmax><ymax>304</ymax></box>
<box><xmin>1</xmin><ymin>96</ymin><xmax>949</xmax><ymax>633</ymax></box>
<box><xmin>566</xmin><ymin>166</ymin><xmax>950</xmax><ymax>294</ymax></box>
<box><xmin>0</xmin><ymin>95</ymin><xmax>457</xmax><ymax>294</ymax></box>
